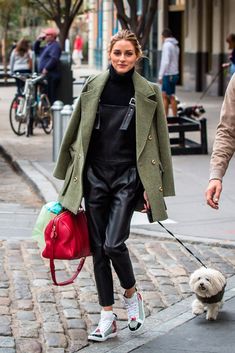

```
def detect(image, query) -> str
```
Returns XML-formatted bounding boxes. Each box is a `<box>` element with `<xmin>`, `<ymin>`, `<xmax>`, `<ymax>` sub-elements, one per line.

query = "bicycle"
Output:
<box><xmin>9</xmin><ymin>73</ymin><xmax>53</xmax><ymax>137</ymax></box>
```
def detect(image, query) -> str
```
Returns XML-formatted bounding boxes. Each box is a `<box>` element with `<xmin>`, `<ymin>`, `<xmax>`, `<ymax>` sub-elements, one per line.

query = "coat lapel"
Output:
<box><xmin>80</xmin><ymin>71</ymin><xmax>109</xmax><ymax>154</ymax></box>
<box><xmin>79</xmin><ymin>70</ymin><xmax>158</xmax><ymax>160</ymax></box>
<box><xmin>133</xmin><ymin>72</ymin><xmax>158</xmax><ymax>160</ymax></box>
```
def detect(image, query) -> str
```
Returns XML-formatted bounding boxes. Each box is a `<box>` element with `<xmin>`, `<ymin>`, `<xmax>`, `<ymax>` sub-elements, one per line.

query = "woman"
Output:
<box><xmin>10</xmin><ymin>38</ymin><xmax>32</xmax><ymax>94</ymax></box>
<box><xmin>72</xmin><ymin>33</ymin><xmax>84</xmax><ymax>67</ymax></box>
<box><xmin>54</xmin><ymin>30</ymin><xmax>175</xmax><ymax>342</ymax></box>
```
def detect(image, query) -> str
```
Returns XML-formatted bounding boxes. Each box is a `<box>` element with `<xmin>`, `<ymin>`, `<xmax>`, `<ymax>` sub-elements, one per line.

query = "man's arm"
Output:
<box><xmin>206</xmin><ymin>74</ymin><xmax>235</xmax><ymax>208</ymax></box>
<box><xmin>33</xmin><ymin>39</ymin><xmax>44</xmax><ymax>56</ymax></box>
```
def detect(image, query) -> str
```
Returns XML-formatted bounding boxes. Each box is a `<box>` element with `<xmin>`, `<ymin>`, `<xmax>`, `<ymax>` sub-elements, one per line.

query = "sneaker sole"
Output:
<box><xmin>88</xmin><ymin>332</ymin><xmax>117</xmax><ymax>342</ymax></box>
<box><xmin>129</xmin><ymin>319</ymin><xmax>145</xmax><ymax>334</ymax></box>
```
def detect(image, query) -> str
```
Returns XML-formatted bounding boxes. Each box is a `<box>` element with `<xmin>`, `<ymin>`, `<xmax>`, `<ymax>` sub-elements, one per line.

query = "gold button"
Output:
<box><xmin>148</xmin><ymin>134</ymin><xmax>152</xmax><ymax>140</ymax></box>
<box><xmin>151</xmin><ymin>159</ymin><xmax>156</xmax><ymax>165</ymax></box>
<box><xmin>159</xmin><ymin>186</ymin><xmax>163</xmax><ymax>192</ymax></box>
<box><xmin>73</xmin><ymin>177</ymin><xmax>78</xmax><ymax>182</ymax></box>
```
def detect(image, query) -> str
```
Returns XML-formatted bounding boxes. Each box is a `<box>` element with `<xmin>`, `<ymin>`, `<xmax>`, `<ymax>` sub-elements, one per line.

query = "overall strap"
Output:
<box><xmin>120</xmin><ymin>97</ymin><xmax>136</xmax><ymax>130</ymax></box>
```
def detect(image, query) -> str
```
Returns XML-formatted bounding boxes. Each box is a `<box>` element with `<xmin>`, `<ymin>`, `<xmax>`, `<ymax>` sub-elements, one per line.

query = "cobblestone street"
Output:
<box><xmin>1</xmin><ymin>233</ymin><xmax>235</xmax><ymax>353</ymax></box>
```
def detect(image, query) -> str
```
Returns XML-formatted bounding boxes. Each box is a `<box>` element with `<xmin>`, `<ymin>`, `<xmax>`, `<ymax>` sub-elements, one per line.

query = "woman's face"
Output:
<box><xmin>109</xmin><ymin>40</ymin><xmax>138</xmax><ymax>74</ymax></box>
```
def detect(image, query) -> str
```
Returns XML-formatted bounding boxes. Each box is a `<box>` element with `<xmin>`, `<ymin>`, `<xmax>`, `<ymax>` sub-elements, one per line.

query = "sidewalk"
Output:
<box><xmin>0</xmin><ymin>65</ymin><xmax>235</xmax><ymax>353</ymax></box>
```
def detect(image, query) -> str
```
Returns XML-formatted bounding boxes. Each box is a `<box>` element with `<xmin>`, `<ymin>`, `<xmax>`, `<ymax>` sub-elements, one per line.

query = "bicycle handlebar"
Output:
<box><xmin>11</xmin><ymin>73</ymin><xmax>46</xmax><ymax>85</ymax></box>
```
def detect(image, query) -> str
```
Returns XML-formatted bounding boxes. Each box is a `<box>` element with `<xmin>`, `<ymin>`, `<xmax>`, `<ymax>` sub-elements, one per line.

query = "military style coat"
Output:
<box><xmin>53</xmin><ymin>70</ymin><xmax>175</xmax><ymax>221</ymax></box>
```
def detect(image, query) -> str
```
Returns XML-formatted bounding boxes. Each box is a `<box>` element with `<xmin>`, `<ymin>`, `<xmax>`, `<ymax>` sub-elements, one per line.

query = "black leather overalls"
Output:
<box><xmin>83</xmin><ymin>101</ymin><xmax>143</xmax><ymax>306</ymax></box>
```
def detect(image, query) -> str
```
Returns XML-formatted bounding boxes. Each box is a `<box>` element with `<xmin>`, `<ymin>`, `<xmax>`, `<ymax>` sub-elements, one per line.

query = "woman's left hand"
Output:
<box><xmin>141</xmin><ymin>191</ymin><xmax>150</xmax><ymax>213</ymax></box>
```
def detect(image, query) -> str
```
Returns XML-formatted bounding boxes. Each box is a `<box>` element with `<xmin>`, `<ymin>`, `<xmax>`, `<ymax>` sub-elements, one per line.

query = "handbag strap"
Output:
<box><xmin>49</xmin><ymin>218</ymin><xmax>86</xmax><ymax>286</ymax></box>
<box><xmin>49</xmin><ymin>255</ymin><xmax>86</xmax><ymax>286</ymax></box>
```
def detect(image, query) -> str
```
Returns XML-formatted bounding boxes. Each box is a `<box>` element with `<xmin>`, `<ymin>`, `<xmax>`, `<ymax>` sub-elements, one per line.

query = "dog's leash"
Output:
<box><xmin>158</xmin><ymin>221</ymin><xmax>207</xmax><ymax>268</ymax></box>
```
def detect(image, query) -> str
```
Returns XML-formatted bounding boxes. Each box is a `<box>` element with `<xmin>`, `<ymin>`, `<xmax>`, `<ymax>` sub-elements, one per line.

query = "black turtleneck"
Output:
<box><xmin>100</xmin><ymin>65</ymin><xmax>135</xmax><ymax>106</ymax></box>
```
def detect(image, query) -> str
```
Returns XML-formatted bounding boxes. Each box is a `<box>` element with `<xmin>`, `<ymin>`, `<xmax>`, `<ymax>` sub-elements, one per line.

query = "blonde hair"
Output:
<box><xmin>108</xmin><ymin>30</ymin><xmax>142</xmax><ymax>58</ymax></box>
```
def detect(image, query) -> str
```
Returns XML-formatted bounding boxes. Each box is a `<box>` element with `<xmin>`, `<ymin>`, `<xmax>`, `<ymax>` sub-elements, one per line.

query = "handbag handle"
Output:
<box><xmin>49</xmin><ymin>255</ymin><xmax>86</xmax><ymax>286</ymax></box>
<box><xmin>49</xmin><ymin>225</ymin><xmax>86</xmax><ymax>286</ymax></box>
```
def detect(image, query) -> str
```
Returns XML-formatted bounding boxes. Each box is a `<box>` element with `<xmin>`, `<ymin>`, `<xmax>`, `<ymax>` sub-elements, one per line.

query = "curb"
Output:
<box><xmin>131</xmin><ymin>227</ymin><xmax>235</xmax><ymax>248</ymax></box>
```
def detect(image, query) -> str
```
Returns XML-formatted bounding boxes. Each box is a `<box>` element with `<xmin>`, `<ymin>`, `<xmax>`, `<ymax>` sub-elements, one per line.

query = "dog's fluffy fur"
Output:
<box><xmin>189</xmin><ymin>267</ymin><xmax>226</xmax><ymax>320</ymax></box>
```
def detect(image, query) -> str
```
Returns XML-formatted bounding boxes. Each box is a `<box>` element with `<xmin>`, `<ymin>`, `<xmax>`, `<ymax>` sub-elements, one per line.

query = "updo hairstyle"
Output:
<box><xmin>108</xmin><ymin>30</ymin><xmax>142</xmax><ymax>58</ymax></box>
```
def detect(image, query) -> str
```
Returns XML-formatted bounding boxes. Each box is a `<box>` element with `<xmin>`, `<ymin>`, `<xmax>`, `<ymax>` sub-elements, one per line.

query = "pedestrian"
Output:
<box><xmin>53</xmin><ymin>29</ymin><xmax>175</xmax><ymax>342</ymax></box>
<box><xmin>205</xmin><ymin>73</ymin><xmax>235</xmax><ymax>209</ymax></box>
<box><xmin>72</xmin><ymin>33</ymin><xmax>84</xmax><ymax>67</ymax></box>
<box><xmin>33</xmin><ymin>28</ymin><xmax>61</xmax><ymax>104</ymax></box>
<box><xmin>158</xmin><ymin>28</ymin><xmax>179</xmax><ymax>117</ymax></box>
<box><xmin>10</xmin><ymin>38</ymin><xmax>32</xmax><ymax>94</ymax></box>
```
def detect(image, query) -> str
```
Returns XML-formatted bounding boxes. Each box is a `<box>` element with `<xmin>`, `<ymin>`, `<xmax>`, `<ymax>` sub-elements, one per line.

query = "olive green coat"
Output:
<box><xmin>53</xmin><ymin>70</ymin><xmax>175</xmax><ymax>221</ymax></box>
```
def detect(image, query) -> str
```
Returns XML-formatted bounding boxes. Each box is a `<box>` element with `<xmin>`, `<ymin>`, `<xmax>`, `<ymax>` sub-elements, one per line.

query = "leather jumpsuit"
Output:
<box><xmin>83</xmin><ymin>101</ymin><xmax>143</xmax><ymax>307</ymax></box>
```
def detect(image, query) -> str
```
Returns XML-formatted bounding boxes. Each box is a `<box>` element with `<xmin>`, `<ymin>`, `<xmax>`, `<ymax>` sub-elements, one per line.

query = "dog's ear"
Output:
<box><xmin>209</xmin><ymin>269</ymin><xmax>226</xmax><ymax>291</ymax></box>
<box><xmin>215</xmin><ymin>271</ymin><xmax>226</xmax><ymax>287</ymax></box>
<box><xmin>189</xmin><ymin>270</ymin><xmax>198</xmax><ymax>289</ymax></box>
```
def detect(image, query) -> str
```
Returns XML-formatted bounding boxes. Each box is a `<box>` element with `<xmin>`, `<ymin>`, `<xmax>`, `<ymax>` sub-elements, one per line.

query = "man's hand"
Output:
<box><xmin>205</xmin><ymin>179</ymin><xmax>222</xmax><ymax>209</ymax></box>
<box><xmin>222</xmin><ymin>62</ymin><xmax>231</xmax><ymax>68</ymax></box>
<box><xmin>37</xmin><ymin>33</ymin><xmax>46</xmax><ymax>41</ymax></box>
<box><xmin>42</xmin><ymin>68</ymin><xmax>48</xmax><ymax>75</ymax></box>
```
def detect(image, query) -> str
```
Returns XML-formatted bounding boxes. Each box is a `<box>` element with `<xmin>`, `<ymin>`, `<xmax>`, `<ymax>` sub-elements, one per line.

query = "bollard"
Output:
<box><xmin>61</xmin><ymin>105</ymin><xmax>73</xmax><ymax>138</ymax></box>
<box><xmin>52</xmin><ymin>100</ymin><xmax>64</xmax><ymax>162</ymax></box>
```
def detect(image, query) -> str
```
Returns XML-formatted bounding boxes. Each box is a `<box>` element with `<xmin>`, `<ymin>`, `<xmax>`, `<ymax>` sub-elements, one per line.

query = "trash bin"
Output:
<box><xmin>56</xmin><ymin>51</ymin><xmax>73</xmax><ymax>105</ymax></box>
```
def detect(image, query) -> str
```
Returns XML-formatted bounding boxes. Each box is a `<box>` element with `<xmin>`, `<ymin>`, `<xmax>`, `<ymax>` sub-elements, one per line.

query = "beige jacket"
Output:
<box><xmin>210</xmin><ymin>74</ymin><xmax>235</xmax><ymax>180</ymax></box>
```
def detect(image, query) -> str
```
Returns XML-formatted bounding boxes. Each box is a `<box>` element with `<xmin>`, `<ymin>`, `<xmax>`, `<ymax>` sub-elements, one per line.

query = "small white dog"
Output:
<box><xmin>189</xmin><ymin>267</ymin><xmax>226</xmax><ymax>321</ymax></box>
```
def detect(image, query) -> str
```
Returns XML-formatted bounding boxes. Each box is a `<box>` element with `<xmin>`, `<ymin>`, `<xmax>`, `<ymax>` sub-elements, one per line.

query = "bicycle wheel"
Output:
<box><xmin>9</xmin><ymin>96</ymin><xmax>26</xmax><ymax>136</ymax></box>
<box><xmin>38</xmin><ymin>94</ymin><xmax>53</xmax><ymax>134</ymax></box>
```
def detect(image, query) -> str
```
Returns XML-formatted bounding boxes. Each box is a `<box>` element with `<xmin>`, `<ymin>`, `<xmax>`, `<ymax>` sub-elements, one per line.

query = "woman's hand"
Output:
<box><xmin>205</xmin><ymin>179</ymin><xmax>222</xmax><ymax>209</ymax></box>
<box><xmin>141</xmin><ymin>191</ymin><xmax>150</xmax><ymax>213</ymax></box>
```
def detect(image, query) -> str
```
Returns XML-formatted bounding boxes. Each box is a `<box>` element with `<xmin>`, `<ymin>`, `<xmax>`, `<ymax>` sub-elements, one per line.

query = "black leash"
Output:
<box><xmin>198</xmin><ymin>67</ymin><xmax>225</xmax><ymax>102</ymax></box>
<box><xmin>157</xmin><ymin>221</ymin><xmax>207</xmax><ymax>268</ymax></box>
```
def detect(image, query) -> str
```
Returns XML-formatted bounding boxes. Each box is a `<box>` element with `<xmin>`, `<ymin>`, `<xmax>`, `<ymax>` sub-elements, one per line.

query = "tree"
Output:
<box><xmin>0</xmin><ymin>0</ymin><xmax>23</xmax><ymax>80</ymax></box>
<box><xmin>30</xmin><ymin>0</ymin><xmax>84</xmax><ymax>49</ymax></box>
<box><xmin>112</xmin><ymin>0</ymin><xmax>158</xmax><ymax>50</ymax></box>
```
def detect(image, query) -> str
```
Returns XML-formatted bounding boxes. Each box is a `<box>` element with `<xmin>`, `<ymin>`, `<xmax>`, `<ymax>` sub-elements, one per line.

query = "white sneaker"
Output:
<box><xmin>88</xmin><ymin>311</ymin><xmax>117</xmax><ymax>342</ymax></box>
<box><xmin>124</xmin><ymin>291</ymin><xmax>145</xmax><ymax>333</ymax></box>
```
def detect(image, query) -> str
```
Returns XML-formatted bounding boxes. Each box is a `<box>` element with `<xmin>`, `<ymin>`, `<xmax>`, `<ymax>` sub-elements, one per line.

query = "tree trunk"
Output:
<box><xmin>1</xmin><ymin>31</ymin><xmax>8</xmax><ymax>83</ymax></box>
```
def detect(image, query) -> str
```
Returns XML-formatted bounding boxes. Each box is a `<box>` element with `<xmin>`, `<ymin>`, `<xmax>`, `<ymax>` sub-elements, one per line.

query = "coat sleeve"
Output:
<box><xmin>210</xmin><ymin>74</ymin><xmax>235</xmax><ymax>180</ymax></box>
<box><xmin>53</xmin><ymin>77</ymin><xmax>91</xmax><ymax>180</ymax></box>
<box><xmin>152</xmin><ymin>83</ymin><xmax>175</xmax><ymax>196</ymax></box>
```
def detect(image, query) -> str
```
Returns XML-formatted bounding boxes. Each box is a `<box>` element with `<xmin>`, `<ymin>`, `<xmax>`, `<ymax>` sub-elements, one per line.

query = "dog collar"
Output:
<box><xmin>196</xmin><ymin>284</ymin><xmax>226</xmax><ymax>304</ymax></box>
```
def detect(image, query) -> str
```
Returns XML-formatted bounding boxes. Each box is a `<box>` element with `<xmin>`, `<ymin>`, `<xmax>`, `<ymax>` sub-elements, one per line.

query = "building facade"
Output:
<box><xmin>88</xmin><ymin>0</ymin><xmax>235</xmax><ymax>95</ymax></box>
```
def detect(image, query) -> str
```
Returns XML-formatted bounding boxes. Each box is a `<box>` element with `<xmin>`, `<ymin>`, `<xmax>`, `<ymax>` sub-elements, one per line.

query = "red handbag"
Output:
<box><xmin>42</xmin><ymin>209</ymin><xmax>91</xmax><ymax>286</ymax></box>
